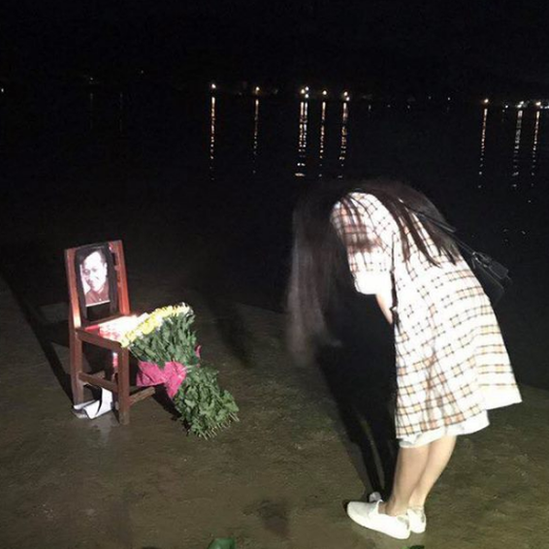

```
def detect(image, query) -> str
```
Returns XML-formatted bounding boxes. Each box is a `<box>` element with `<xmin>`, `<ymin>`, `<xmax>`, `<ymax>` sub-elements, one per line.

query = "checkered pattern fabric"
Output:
<box><xmin>332</xmin><ymin>193</ymin><xmax>521</xmax><ymax>439</ymax></box>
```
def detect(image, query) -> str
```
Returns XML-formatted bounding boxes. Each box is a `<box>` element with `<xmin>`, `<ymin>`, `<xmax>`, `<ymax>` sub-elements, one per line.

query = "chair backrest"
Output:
<box><xmin>65</xmin><ymin>240</ymin><xmax>130</xmax><ymax>329</ymax></box>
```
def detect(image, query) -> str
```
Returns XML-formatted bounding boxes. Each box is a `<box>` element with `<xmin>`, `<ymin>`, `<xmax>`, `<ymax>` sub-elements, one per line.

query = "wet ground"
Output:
<box><xmin>1</xmin><ymin>269</ymin><xmax>549</xmax><ymax>549</ymax></box>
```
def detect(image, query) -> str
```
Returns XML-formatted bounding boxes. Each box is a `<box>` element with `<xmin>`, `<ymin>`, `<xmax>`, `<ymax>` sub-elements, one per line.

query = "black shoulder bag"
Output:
<box><xmin>411</xmin><ymin>209</ymin><xmax>512</xmax><ymax>306</ymax></box>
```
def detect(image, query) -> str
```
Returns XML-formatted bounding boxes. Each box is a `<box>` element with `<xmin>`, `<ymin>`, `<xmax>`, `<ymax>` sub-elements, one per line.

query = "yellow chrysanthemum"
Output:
<box><xmin>119</xmin><ymin>302</ymin><xmax>194</xmax><ymax>349</ymax></box>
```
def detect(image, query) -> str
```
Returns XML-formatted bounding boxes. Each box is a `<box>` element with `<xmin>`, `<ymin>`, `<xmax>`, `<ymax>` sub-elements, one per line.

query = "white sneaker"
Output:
<box><xmin>368</xmin><ymin>492</ymin><xmax>426</xmax><ymax>534</ymax></box>
<box><xmin>368</xmin><ymin>491</ymin><xmax>382</xmax><ymax>503</ymax></box>
<box><xmin>346</xmin><ymin>500</ymin><xmax>411</xmax><ymax>540</ymax></box>
<box><xmin>407</xmin><ymin>507</ymin><xmax>427</xmax><ymax>534</ymax></box>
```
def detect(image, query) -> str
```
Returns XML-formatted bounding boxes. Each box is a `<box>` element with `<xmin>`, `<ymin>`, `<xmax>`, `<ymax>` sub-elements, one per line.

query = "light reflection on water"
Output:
<box><xmin>512</xmin><ymin>110</ymin><xmax>523</xmax><ymax>180</ymax></box>
<box><xmin>4</xmin><ymin>92</ymin><xmax>548</xmax><ymax>245</ymax></box>
<box><xmin>293</xmin><ymin>99</ymin><xmax>349</xmax><ymax>179</ymax></box>
<box><xmin>202</xmin><ymin>97</ymin><xmax>549</xmax><ymax>184</ymax></box>
<box><xmin>531</xmin><ymin>110</ymin><xmax>540</xmax><ymax>178</ymax></box>
<box><xmin>209</xmin><ymin>95</ymin><xmax>216</xmax><ymax>179</ymax></box>
<box><xmin>197</xmin><ymin>95</ymin><xmax>547</xmax><ymax>257</ymax></box>
<box><xmin>22</xmin><ymin>89</ymin><xmax>548</xmax><ymax>186</ymax></box>
<box><xmin>478</xmin><ymin>107</ymin><xmax>488</xmax><ymax>178</ymax></box>
<box><xmin>318</xmin><ymin>101</ymin><xmax>326</xmax><ymax>177</ymax></box>
<box><xmin>295</xmin><ymin>100</ymin><xmax>309</xmax><ymax>177</ymax></box>
<box><xmin>338</xmin><ymin>102</ymin><xmax>349</xmax><ymax>177</ymax></box>
<box><xmin>252</xmin><ymin>98</ymin><xmax>260</xmax><ymax>174</ymax></box>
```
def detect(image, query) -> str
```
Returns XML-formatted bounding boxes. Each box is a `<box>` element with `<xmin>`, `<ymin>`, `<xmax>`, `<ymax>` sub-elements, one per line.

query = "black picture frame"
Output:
<box><xmin>75</xmin><ymin>243</ymin><xmax>119</xmax><ymax>322</ymax></box>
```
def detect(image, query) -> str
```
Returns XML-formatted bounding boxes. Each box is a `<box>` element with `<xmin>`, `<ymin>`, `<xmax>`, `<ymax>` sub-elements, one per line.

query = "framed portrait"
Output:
<box><xmin>74</xmin><ymin>243</ymin><xmax>119</xmax><ymax>321</ymax></box>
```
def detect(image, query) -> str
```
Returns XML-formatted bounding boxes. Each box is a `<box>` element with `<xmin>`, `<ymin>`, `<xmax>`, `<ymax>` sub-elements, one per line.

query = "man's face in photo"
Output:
<box><xmin>82</xmin><ymin>251</ymin><xmax>108</xmax><ymax>292</ymax></box>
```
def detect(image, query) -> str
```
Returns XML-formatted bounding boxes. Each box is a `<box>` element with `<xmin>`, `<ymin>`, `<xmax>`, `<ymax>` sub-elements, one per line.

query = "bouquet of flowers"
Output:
<box><xmin>120</xmin><ymin>303</ymin><xmax>239</xmax><ymax>438</ymax></box>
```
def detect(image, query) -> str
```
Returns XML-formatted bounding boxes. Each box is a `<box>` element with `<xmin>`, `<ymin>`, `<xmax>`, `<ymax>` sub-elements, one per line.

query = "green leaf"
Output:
<box><xmin>127</xmin><ymin>306</ymin><xmax>238</xmax><ymax>438</ymax></box>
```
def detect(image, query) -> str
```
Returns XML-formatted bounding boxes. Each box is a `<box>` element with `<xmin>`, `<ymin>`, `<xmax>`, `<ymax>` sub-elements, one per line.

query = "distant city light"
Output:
<box><xmin>483</xmin><ymin>98</ymin><xmax>490</xmax><ymax>104</ymax></box>
<box><xmin>211</xmin><ymin>83</ymin><xmax>217</xmax><ymax>90</ymax></box>
<box><xmin>300</xmin><ymin>88</ymin><xmax>306</xmax><ymax>95</ymax></box>
<box><xmin>322</xmin><ymin>90</ymin><xmax>328</xmax><ymax>96</ymax></box>
<box><xmin>343</xmin><ymin>91</ymin><xmax>349</xmax><ymax>97</ymax></box>
<box><xmin>305</xmin><ymin>93</ymin><xmax>310</xmax><ymax>99</ymax></box>
<box><xmin>536</xmin><ymin>101</ymin><xmax>542</xmax><ymax>107</ymax></box>
<box><xmin>255</xmin><ymin>86</ymin><xmax>260</xmax><ymax>93</ymax></box>
<box><xmin>447</xmin><ymin>96</ymin><xmax>451</xmax><ymax>101</ymax></box>
<box><xmin>0</xmin><ymin>88</ymin><xmax>4</xmax><ymax>94</ymax></box>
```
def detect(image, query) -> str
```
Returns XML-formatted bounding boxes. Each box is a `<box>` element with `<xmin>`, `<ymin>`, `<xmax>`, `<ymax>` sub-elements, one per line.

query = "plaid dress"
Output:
<box><xmin>332</xmin><ymin>193</ymin><xmax>521</xmax><ymax>441</ymax></box>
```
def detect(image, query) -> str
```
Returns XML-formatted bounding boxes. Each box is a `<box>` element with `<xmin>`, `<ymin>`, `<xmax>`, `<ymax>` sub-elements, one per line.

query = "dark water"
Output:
<box><xmin>1</xmin><ymin>86</ymin><xmax>548</xmax><ymax>387</ymax></box>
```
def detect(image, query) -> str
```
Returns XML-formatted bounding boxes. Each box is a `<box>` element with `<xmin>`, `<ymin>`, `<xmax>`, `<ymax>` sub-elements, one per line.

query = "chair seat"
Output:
<box><xmin>83</xmin><ymin>314</ymin><xmax>143</xmax><ymax>343</ymax></box>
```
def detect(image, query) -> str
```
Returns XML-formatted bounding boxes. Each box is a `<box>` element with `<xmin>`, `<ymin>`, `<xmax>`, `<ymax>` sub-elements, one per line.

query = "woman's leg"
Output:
<box><xmin>381</xmin><ymin>435</ymin><xmax>457</xmax><ymax>516</ymax></box>
<box><xmin>408</xmin><ymin>435</ymin><xmax>457</xmax><ymax>508</ymax></box>
<box><xmin>380</xmin><ymin>445</ymin><xmax>431</xmax><ymax>516</ymax></box>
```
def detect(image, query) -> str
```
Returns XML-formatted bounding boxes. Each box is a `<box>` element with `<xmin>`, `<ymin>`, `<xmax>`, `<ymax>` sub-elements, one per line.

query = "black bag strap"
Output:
<box><xmin>404</xmin><ymin>206</ymin><xmax>480</xmax><ymax>257</ymax></box>
<box><xmin>406</xmin><ymin>206</ymin><xmax>510</xmax><ymax>279</ymax></box>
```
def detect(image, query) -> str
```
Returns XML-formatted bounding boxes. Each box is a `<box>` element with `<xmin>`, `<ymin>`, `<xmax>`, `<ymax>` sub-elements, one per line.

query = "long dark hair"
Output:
<box><xmin>286</xmin><ymin>177</ymin><xmax>459</xmax><ymax>364</ymax></box>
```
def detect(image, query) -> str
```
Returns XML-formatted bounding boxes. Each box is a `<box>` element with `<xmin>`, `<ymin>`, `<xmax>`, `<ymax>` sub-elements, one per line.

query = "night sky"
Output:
<box><xmin>2</xmin><ymin>1</ymin><xmax>549</xmax><ymax>93</ymax></box>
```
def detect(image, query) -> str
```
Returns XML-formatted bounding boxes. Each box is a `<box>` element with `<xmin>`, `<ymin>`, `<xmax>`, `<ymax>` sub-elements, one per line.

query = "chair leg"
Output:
<box><xmin>117</xmin><ymin>348</ymin><xmax>131</xmax><ymax>425</ymax></box>
<box><xmin>70</xmin><ymin>334</ymin><xmax>85</xmax><ymax>405</ymax></box>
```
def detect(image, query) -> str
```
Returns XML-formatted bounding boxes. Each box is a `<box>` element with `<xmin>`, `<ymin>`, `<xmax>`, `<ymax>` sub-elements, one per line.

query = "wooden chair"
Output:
<box><xmin>65</xmin><ymin>240</ymin><xmax>154</xmax><ymax>424</ymax></box>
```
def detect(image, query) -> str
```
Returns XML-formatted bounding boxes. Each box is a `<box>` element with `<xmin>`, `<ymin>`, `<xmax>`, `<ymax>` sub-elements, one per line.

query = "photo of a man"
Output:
<box><xmin>80</xmin><ymin>249</ymin><xmax>110</xmax><ymax>306</ymax></box>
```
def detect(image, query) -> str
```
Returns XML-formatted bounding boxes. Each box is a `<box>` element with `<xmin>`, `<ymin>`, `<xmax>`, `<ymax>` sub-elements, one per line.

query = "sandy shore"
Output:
<box><xmin>1</xmin><ymin>271</ymin><xmax>548</xmax><ymax>549</ymax></box>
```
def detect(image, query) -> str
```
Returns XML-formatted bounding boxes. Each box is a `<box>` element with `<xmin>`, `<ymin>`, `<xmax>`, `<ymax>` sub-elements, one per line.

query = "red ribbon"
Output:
<box><xmin>136</xmin><ymin>361</ymin><xmax>187</xmax><ymax>399</ymax></box>
<box><xmin>135</xmin><ymin>347</ymin><xmax>201</xmax><ymax>399</ymax></box>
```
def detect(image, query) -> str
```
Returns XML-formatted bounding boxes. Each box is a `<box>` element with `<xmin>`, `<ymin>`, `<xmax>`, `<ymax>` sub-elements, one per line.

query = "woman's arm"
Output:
<box><xmin>353</xmin><ymin>271</ymin><xmax>394</xmax><ymax>324</ymax></box>
<box><xmin>376</xmin><ymin>288</ymin><xmax>394</xmax><ymax>324</ymax></box>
